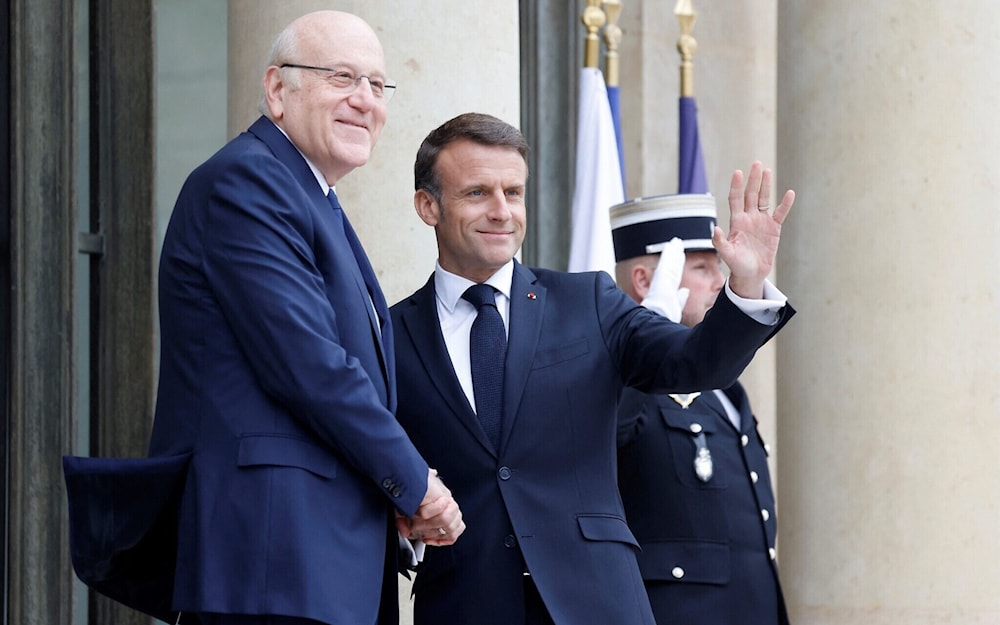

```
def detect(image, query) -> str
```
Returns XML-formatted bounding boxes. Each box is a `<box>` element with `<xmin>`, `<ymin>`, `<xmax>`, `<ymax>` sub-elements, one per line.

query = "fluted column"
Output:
<box><xmin>228</xmin><ymin>0</ymin><xmax>519</xmax><ymax>305</ymax></box>
<box><xmin>776</xmin><ymin>3</ymin><xmax>1000</xmax><ymax>622</ymax></box>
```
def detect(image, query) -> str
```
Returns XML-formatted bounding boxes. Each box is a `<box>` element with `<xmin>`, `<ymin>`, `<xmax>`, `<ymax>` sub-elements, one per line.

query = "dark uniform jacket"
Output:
<box><xmin>617</xmin><ymin>382</ymin><xmax>790</xmax><ymax>625</ymax></box>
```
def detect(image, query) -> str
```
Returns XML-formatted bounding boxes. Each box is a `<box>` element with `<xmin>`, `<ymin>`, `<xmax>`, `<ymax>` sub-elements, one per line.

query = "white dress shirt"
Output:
<box><xmin>433</xmin><ymin>260</ymin><xmax>514</xmax><ymax>414</ymax></box>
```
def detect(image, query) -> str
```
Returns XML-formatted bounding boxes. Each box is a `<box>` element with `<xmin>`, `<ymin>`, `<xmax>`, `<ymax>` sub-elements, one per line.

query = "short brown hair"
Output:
<box><xmin>414</xmin><ymin>113</ymin><xmax>530</xmax><ymax>205</ymax></box>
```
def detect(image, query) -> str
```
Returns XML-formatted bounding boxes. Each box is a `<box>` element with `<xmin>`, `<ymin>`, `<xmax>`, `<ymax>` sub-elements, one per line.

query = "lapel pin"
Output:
<box><xmin>526</xmin><ymin>292</ymin><xmax>537</xmax><ymax>300</ymax></box>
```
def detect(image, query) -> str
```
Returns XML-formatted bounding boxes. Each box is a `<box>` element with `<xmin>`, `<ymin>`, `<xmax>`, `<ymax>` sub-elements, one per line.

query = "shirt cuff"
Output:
<box><xmin>398</xmin><ymin>532</ymin><xmax>426</xmax><ymax>567</ymax></box>
<box><xmin>724</xmin><ymin>278</ymin><xmax>787</xmax><ymax>325</ymax></box>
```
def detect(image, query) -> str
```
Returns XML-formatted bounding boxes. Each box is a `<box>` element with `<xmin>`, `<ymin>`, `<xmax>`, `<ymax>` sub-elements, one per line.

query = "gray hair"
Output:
<box><xmin>257</xmin><ymin>22</ymin><xmax>303</xmax><ymax>117</ymax></box>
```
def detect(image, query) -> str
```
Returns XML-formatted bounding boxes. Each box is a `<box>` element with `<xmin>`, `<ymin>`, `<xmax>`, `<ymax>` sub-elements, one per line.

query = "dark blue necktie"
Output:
<box><xmin>327</xmin><ymin>190</ymin><xmax>389</xmax><ymax>404</ymax></box>
<box><xmin>462</xmin><ymin>284</ymin><xmax>507</xmax><ymax>450</ymax></box>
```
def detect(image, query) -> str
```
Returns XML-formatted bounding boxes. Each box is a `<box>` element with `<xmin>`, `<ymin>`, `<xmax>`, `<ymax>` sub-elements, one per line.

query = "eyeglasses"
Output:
<box><xmin>280</xmin><ymin>63</ymin><xmax>396</xmax><ymax>101</ymax></box>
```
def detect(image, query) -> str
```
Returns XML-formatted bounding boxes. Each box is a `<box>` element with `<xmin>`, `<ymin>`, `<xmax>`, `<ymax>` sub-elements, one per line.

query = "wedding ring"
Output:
<box><xmin>757</xmin><ymin>205</ymin><xmax>770</xmax><ymax>211</ymax></box>
<box><xmin>436</xmin><ymin>527</ymin><xmax>448</xmax><ymax>536</ymax></box>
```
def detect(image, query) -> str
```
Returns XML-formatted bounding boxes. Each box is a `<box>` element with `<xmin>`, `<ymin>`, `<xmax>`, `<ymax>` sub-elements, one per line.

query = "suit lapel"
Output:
<box><xmin>499</xmin><ymin>262</ymin><xmax>546</xmax><ymax>451</ymax></box>
<box><xmin>701</xmin><ymin>383</ymin><xmax>753</xmax><ymax>432</ymax></box>
<box><xmin>695</xmin><ymin>391</ymin><xmax>730</xmax><ymax>423</ymax></box>
<box><xmin>723</xmin><ymin>382</ymin><xmax>753</xmax><ymax>433</ymax></box>
<box><xmin>249</xmin><ymin>116</ymin><xmax>392</xmax><ymax>405</ymax></box>
<box><xmin>400</xmin><ymin>277</ymin><xmax>496</xmax><ymax>454</ymax></box>
<box><xmin>338</xmin><ymin>211</ymin><xmax>392</xmax><ymax>398</ymax></box>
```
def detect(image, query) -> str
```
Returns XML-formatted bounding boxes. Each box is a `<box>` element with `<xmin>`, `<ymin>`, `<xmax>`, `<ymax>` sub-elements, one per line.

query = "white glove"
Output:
<box><xmin>640</xmin><ymin>237</ymin><xmax>689</xmax><ymax>323</ymax></box>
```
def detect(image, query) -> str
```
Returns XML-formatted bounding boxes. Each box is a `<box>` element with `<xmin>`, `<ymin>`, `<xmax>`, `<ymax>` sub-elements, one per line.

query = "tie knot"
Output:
<box><xmin>462</xmin><ymin>284</ymin><xmax>498</xmax><ymax>310</ymax></box>
<box><xmin>327</xmin><ymin>190</ymin><xmax>342</xmax><ymax>211</ymax></box>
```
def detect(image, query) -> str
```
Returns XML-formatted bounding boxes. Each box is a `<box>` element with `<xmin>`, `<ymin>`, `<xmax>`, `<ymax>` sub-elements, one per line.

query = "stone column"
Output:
<box><xmin>226</xmin><ymin>3</ymin><xmax>519</xmax><ymax>622</ymax></box>
<box><xmin>228</xmin><ymin>0</ymin><xmax>519</xmax><ymax>304</ymax></box>
<box><xmin>776</xmin><ymin>3</ymin><xmax>1000</xmax><ymax>623</ymax></box>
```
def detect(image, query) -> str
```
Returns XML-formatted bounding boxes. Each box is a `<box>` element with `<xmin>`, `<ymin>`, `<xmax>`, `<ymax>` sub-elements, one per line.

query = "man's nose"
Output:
<box><xmin>486</xmin><ymin>193</ymin><xmax>512</xmax><ymax>220</ymax></box>
<box><xmin>348</xmin><ymin>77</ymin><xmax>378</xmax><ymax>106</ymax></box>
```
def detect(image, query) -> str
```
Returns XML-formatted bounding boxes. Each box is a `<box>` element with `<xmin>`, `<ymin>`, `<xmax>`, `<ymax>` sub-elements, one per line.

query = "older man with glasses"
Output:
<box><xmin>64</xmin><ymin>10</ymin><xmax>463</xmax><ymax>625</ymax></box>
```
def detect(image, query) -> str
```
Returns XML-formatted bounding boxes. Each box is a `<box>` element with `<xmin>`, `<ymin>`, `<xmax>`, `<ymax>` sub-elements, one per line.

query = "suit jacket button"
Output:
<box><xmin>750</xmin><ymin>470</ymin><xmax>759</xmax><ymax>483</ymax></box>
<box><xmin>671</xmin><ymin>566</ymin><xmax>685</xmax><ymax>579</ymax></box>
<box><xmin>392</xmin><ymin>487</ymin><xmax>402</xmax><ymax>498</ymax></box>
<box><xmin>382</xmin><ymin>478</ymin><xmax>393</xmax><ymax>489</ymax></box>
<box><xmin>498</xmin><ymin>466</ymin><xmax>512</xmax><ymax>480</ymax></box>
<box><xmin>504</xmin><ymin>535</ymin><xmax>516</xmax><ymax>548</ymax></box>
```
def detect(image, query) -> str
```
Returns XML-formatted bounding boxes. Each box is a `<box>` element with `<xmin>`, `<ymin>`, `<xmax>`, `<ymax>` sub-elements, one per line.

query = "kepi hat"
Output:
<box><xmin>610</xmin><ymin>193</ymin><xmax>717</xmax><ymax>262</ymax></box>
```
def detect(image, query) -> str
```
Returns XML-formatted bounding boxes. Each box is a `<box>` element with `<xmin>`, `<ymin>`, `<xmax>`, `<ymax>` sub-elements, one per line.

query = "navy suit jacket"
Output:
<box><xmin>391</xmin><ymin>264</ymin><xmax>791</xmax><ymax>625</ymax></box>
<box><xmin>617</xmin><ymin>383</ymin><xmax>791</xmax><ymax>625</ymax></box>
<box><xmin>64</xmin><ymin>116</ymin><xmax>429</xmax><ymax>625</ymax></box>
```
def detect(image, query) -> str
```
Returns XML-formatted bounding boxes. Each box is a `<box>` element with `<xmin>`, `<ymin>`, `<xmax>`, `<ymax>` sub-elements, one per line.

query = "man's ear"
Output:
<box><xmin>262</xmin><ymin>65</ymin><xmax>284</xmax><ymax>120</ymax></box>
<box><xmin>414</xmin><ymin>189</ymin><xmax>440</xmax><ymax>226</ymax></box>
<box><xmin>632</xmin><ymin>263</ymin><xmax>652</xmax><ymax>301</ymax></box>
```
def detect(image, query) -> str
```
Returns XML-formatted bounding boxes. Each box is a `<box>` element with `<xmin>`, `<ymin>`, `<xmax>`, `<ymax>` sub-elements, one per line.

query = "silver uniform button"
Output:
<box><xmin>750</xmin><ymin>470</ymin><xmax>759</xmax><ymax>483</ymax></box>
<box><xmin>769</xmin><ymin>548</ymin><xmax>777</xmax><ymax>560</ymax></box>
<box><xmin>690</xmin><ymin>423</ymin><xmax>703</xmax><ymax>434</ymax></box>
<box><xmin>741</xmin><ymin>434</ymin><xmax>750</xmax><ymax>447</ymax></box>
<box><xmin>762</xmin><ymin>509</ymin><xmax>770</xmax><ymax>522</ymax></box>
<box><xmin>671</xmin><ymin>566</ymin><xmax>685</xmax><ymax>579</ymax></box>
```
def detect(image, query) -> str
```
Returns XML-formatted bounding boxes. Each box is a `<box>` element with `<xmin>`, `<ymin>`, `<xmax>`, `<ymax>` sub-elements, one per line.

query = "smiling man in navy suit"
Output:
<box><xmin>64</xmin><ymin>10</ymin><xmax>463</xmax><ymax>625</ymax></box>
<box><xmin>389</xmin><ymin>112</ymin><xmax>796</xmax><ymax>625</ymax></box>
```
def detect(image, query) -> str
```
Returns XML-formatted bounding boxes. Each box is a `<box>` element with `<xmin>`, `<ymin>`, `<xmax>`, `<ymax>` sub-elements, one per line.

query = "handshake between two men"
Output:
<box><xmin>397</xmin><ymin>468</ymin><xmax>466</xmax><ymax>545</ymax></box>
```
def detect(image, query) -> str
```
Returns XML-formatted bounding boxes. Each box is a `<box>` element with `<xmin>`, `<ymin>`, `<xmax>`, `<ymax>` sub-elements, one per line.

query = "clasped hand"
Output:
<box><xmin>714</xmin><ymin>161</ymin><xmax>795</xmax><ymax>299</ymax></box>
<box><xmin>395</xmin><ymin>468</ymin><xmax>465</xmax><ymax>546</ymax></box>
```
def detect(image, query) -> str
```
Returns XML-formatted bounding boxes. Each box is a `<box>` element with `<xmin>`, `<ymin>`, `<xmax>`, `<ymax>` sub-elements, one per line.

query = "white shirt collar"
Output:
<box><xmin>434</xmin><ymin>260</ymin><xmax>515</xmax><ymax>313</ymax></box>
<box><xmin>270</xmin><ymin>119</ymin><xmax>331</xmax><ymax>194</ymax></box>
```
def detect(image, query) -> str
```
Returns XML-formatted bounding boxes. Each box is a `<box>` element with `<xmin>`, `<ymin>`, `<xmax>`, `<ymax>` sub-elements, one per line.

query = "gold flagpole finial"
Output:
<box><xmin>581</xmin><ymin>0</ymin><xmax>607</xmax><ymax>69</ymax></box>
<box><xmin>674</xmin><ymin>0</ymin><xmax>697</xmax><ymax>97</ymax></box>
<box><xmin>602</xmin><ymin>0</ymin><xmax>623</xmax><ymax>87</ymax></box>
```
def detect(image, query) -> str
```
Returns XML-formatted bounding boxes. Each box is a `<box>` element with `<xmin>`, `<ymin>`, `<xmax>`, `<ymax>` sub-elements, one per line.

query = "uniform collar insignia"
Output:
<box><xmin>668</xmin><ymin>392</ymin><xmax>701</xmax><ymax>409</ymax></box>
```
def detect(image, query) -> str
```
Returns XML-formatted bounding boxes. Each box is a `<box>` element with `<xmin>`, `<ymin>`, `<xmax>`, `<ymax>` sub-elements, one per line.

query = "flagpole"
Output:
<box><xmin>581</xmin><ymin>0</ymin><xmax>606</xmax><ymax>69</ymax></box>
<box><xmin>674</xmin><ymin>0</ymin><xmax>708</xmax><ymax>194</ymax></box>
<box><xmin>675</xmin><ymin>0</ymin><xmax>696</xmax><ymax>98</ymax></box>
<box><xmin>602</xmin><ymin>0</ymin><xmax>626</xmax><ymax>193</ymax></box>
<box><xmin>602</xmin><ymin>1</ymin><xmax>621</xmax><ymax>88</ymax></box>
